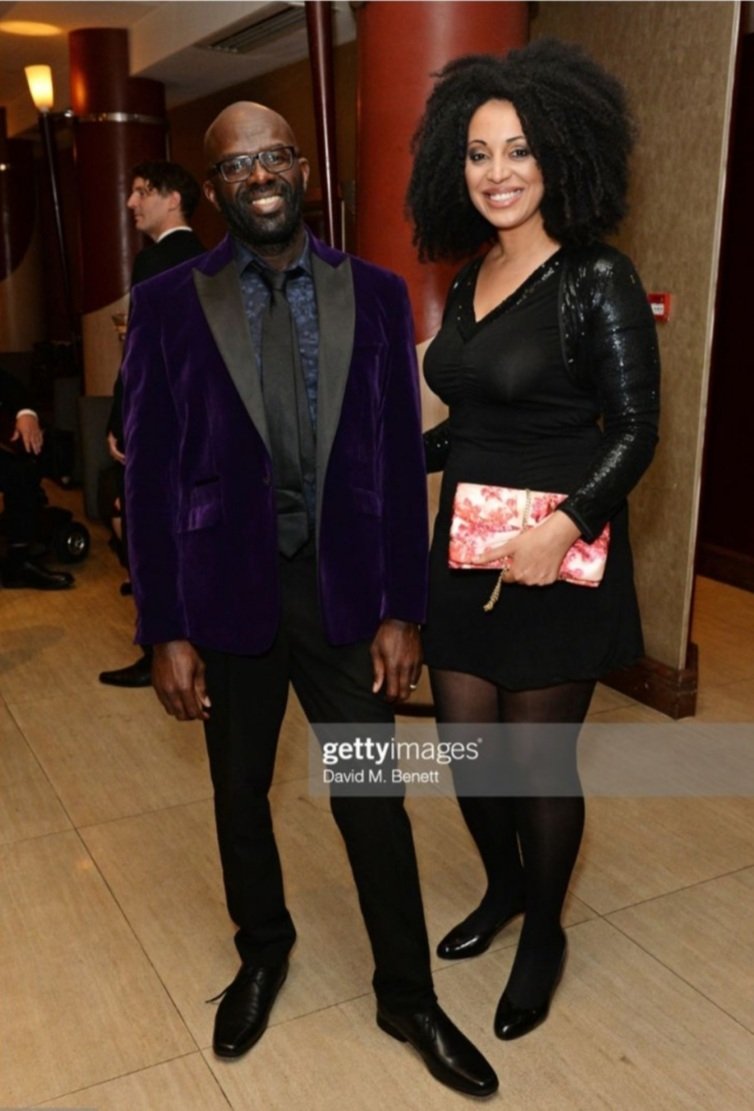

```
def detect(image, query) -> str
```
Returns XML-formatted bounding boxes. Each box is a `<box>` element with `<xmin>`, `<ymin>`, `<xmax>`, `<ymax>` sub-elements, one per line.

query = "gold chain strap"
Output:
<box><xmin>482</xmin><ymin>489</ymin><xmax>533</xmax><ymax>612</ymax></box>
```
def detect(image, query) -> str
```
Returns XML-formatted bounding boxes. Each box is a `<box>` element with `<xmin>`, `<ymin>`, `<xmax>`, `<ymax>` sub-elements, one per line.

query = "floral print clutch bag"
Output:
<box><xmin>449</xmin><ymin>483</ymin><xmax>610</xmax><ymax>594</ymax></box>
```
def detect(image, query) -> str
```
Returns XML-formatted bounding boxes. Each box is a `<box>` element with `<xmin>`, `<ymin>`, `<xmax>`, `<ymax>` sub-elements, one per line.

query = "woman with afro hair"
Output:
<box><xmin>408</xmin><ymin>39</ymin><xmax>660</xmax><ymax>1039</ymax></box>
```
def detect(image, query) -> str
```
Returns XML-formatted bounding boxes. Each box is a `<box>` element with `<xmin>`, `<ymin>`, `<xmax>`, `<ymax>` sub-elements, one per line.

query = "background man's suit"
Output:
<box><xmin>0</xmin><ymin>367</ymin><xmax>74</xmax><ymax>589</ymax></box>
<box><xmin>108</xmin><ymin>228</ymin><xmax>205</xmax><ymax>447</ymax></box>
<box><xmin>0</xmin><ymin>367</ymin><xmax>39</xmax><ymax>544</ymax></box>
<box><xmin>131</xmin><ymin>226</ymin><xmax>206</xmax><ymax>283</ymax></box>
<box><xmin>122</xmin><ymin>231</ymin><xmax>436</xmax><ymax>1011</ymax></box>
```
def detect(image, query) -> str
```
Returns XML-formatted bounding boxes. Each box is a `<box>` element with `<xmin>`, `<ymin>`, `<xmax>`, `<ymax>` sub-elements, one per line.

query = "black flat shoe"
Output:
<box><xmin>99</xmin><ymin>655</ymin><xmax>152</xmax><ymax>688</ymax></box>
<box><xmin>212</xmin><ymin>960</ymin><xmax>288</xmax><ymax>1058</ymax></box>
<box><xmin>377</xmin><ymin>1003</ymin><xmax>498</xmax><ymax>1097</ymax></box>
<box><xmin>2</xmin><ymin>559</ymin><xmax>74</xmax><ymax>590</ymax></box>
<box><xmin>494</xmin><ymin>942</ymin><xmax>567</xmax><ymax>1041</ymax></box>
<box><xmin>437</xmin><ymin>898</ymin><xmax>525</xmax><ymax>960</ymax></box>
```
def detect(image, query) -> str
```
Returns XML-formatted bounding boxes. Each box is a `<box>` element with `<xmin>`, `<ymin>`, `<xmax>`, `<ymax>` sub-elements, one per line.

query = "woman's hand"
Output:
<box><xmin>479</xmin><ymin>510</ymin><xmax>581</xmax><ymax>586</ymax></box>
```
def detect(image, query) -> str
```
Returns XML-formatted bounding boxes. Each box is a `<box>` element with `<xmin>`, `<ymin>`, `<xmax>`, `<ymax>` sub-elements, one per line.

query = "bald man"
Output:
<box><xmin>121</xmin><ymin>103</ymin><xmax>497</xmax><ymax>1097</ymax></box>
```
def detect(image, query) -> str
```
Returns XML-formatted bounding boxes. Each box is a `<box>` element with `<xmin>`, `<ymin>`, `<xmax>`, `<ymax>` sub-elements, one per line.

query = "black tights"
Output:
<box><xmin>430</xmin><ymin>668</ymin><xmax>595</xmax><ymax>1008</ymax></box>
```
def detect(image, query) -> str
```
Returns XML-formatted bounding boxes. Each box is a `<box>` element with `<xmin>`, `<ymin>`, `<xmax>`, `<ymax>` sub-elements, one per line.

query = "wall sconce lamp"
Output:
<box><xmin>25</xmin><ymin>64</ymin><xmax>79</xmax><ymax>356</ymax></box>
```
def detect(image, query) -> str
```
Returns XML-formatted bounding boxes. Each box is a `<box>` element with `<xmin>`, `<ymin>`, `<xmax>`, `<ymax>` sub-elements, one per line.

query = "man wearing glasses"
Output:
<box><xmin>121</xmin><ymin>102</ymin><xmax>497</xmax><ymax>1097</ymax></box>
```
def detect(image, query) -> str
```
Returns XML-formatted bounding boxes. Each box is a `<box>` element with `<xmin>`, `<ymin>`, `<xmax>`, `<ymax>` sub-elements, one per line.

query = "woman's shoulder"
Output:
<box><xmin>449</xmin><ymin>253</ymin><xmax>484</xmax><ymax>290</ymax></box>
<box><xmin>560</xmin><ymin>243</ymin><xmax>648</xmax><ymax>318</ymax></box>
<box><xmin>562</xmin><ymin>242</ymin><xmax>641</xmax><ymax>286</ymax></box>
<box><xmin>441</xmin><ymin>254</ymin><xmax>484</xmax><ymax>321</ymax></box>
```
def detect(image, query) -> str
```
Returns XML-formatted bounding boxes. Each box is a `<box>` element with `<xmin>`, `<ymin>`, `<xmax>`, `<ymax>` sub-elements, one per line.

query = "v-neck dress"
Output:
<box><xmin>422</xmin><ymin>252</ymin><xmax>643</xmax><ymax>690</ymax></box>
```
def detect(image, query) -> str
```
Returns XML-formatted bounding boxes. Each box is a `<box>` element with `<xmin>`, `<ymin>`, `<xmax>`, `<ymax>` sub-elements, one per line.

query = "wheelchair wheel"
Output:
<box><xmin>53</xmin><ymin>521</ymin><xmax>90</xmax><ymax>563</ymax></box>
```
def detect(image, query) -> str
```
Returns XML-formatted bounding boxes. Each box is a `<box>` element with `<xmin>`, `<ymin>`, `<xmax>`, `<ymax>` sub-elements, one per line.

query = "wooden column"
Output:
<box><xmin>355</xmin><ymin>1</ymin><xmax>528</xmax><ymax>341</ymax></box>
<box><xmin>306</xmin><ymin>1</ymin><xmax>342</xmax><ymax>249</ymax></box>
<box><xmin>69</xmin><ymin>28</ymin><xmax>166</xmax><ymax>394</ymax></box>
<box><xmin>0</xmin><ymin>109</ymin><xmax>42</xmax><ymax>352</ymax></box>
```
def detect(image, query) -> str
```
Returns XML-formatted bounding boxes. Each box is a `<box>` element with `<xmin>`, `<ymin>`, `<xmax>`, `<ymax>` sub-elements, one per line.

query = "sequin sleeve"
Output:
<box><xmin>423</xmin><ymin>418</ymin><xmax>451</xmax><ymax>472</ymax></box>
<box><xmin>559</xmin><ymin>250</ymin><xmax>660</xmax><ymax>541</ymax></box>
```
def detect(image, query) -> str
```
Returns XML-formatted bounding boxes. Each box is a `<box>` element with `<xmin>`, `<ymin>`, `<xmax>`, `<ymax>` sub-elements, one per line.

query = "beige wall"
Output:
<box><xmin>532</xmin><ymin>1</ymin><xmax>739</xmax><ymax>670</ymax></box>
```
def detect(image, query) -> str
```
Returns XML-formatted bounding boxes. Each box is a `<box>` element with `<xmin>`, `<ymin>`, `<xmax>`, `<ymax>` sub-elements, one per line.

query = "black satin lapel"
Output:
<box><xmin>312</xmin><ymin>252</ymin><xmax>355</xmax><ymax>529</ymax></box>
<box><xmin>193</xmin><ymin>262</ymin><xmax>270</xmax><ymax>453</ymax></box>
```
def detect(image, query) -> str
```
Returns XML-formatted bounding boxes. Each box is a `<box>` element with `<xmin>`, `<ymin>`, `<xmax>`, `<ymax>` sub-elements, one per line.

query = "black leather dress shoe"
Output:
<box><xmin>494</xmin><ymin>992</ymin><xmax>553</xmax><ymax>1041</ymax></box>
<box><xmin>494</xmin><ymin>945</ymin><xmax>567</xmax><ymax>1041</ymax></box>
<box><xmin>377</xmin><ymin>1003</ymin><xmax>498</xmax><ymax>1097</ymax></box>
<box><xmin>437</xmin><ymin>899</ymin><xmax>525</xmax><ymax>960</ymax></box>
<box><xmin>2</xmin><ymin>559</ymin><xmax>74</xmax><ymax>591</ymax></box>
<box><xmin>213</xmin><ymin>960</ymin><xmax>288</xmax><ymax>1059</ymax></box>
<box><xmin>99</xmin><ymin>655</ymin><xmax>152</xmax><ymax>688</ymax></box>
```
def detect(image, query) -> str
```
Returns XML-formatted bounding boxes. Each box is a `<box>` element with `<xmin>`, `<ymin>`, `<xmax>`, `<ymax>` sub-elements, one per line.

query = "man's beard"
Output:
<box><xmin>216</xmin><ymin>176</ymin><xmax>305</xmax><ymax>250</ymax></box>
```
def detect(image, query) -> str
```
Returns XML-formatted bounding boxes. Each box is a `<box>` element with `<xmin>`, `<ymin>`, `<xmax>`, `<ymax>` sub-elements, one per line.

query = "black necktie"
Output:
<box><xmin>261</xmin><ymin>268</ymin><xmax>314</xmax><ymax>557</ymax></box>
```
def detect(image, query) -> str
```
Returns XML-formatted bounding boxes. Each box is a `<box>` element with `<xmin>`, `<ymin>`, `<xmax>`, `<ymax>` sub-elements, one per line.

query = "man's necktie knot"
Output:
<box><xmin>266</xmin><ymin>268</ymin><xmax>288</xmax><ymax>295</ymax></box>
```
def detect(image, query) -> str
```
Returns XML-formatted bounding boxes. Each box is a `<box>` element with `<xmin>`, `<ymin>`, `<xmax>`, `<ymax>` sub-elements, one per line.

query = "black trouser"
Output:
<box><xmin>116</xmin><ymin>462</ymin><xmax>130</xmax><ymax>570</ymax></box>
<box><xmin>0</xmin><ymin>448</ymin><xmax>41</xmax><ymax>545</ymax></box>
<box><xmin>200</xmin><ymin>541</ymin><xmax>436</xmax><ymax>1013</ymax></box>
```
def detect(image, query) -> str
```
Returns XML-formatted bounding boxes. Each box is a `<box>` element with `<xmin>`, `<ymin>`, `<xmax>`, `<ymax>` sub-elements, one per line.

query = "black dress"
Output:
<box><xmin>422</xmin><ymin>251</ymin><xmax>646</xmax><ymax>690</ymax></box>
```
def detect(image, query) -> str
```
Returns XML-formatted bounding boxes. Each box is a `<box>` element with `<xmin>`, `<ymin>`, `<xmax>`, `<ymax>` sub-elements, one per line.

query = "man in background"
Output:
<box><xmin>99</xmin><ymin>160</ymin><xmax>204</xmax><ymax>687</ymax></box>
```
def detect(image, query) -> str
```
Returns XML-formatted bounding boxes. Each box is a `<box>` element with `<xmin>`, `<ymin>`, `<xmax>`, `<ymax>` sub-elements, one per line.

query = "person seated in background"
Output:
<box><xmin>98</xmin><ymin>160</ymin><xmax>204</xmax><ymax>688</ymax></box>
<box><xmin>0</xmin><ymin>366</ymin><xmax>73</xmax><ymax>590</ymax></box>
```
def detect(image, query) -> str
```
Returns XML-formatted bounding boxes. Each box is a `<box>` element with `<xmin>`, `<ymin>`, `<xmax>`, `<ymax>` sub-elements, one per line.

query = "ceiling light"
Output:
<box><xmin>0</xmin><ymin>21</ymin><xmax>61</xmax><ymax>36</ymax></box>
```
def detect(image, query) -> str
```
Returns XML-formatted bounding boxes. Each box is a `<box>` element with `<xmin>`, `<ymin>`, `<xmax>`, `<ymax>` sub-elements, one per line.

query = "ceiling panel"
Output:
<box><xmin>0</xmin><ymin>1</ymin><xmax>355</xmax><ymax>136</ymax></box>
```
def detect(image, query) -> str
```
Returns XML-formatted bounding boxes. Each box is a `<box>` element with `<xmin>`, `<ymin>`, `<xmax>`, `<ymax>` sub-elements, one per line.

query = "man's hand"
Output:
<box><xmin>370</xmin><ymin>619</ymin><xmax>422</xmax><ymax>703</ymax></box>
<box><xmin>152</xmin><ymin>640</ymin><xmax>211</xmax><ymax>721</ymax></box>
<box><xmin>11</xmin><ymin>413</ymin><xmax>43</xmax><ymax>454</ymax></box>
<box><xmin>107</xmin><ymin>430</ymin><xmax>126</xmax><ymax>464</ymax></box>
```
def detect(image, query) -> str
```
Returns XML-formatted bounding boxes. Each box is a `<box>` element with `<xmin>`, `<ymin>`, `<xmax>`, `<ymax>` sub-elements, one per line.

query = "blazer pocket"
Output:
<box><xmin>351</xmin><ymin>341</ymin><xmax>387</xmax><ymax>381</ymax></box>
<box><xmin>350</xmin><ymin>486</ymin><xmax>382</xmax><ymax>518</ymax></box>
<box><xmin>181</xmin><ymin>478</ymin><xmax>224</xmax><ymax>532</ymax></box>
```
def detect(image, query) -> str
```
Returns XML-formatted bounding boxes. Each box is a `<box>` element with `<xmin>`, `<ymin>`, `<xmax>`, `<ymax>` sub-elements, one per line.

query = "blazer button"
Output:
<box><xmin>262</xmin><ymin>472</ymin><xmax>271</xmax><ymax>486</ymax></box>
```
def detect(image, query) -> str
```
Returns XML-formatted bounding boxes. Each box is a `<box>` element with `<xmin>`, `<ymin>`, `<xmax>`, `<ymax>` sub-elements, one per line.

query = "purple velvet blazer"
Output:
<box><xmin>122</xmin><ymin>233</ymin><xmax>428</xmax><ymax>654</ymax></box>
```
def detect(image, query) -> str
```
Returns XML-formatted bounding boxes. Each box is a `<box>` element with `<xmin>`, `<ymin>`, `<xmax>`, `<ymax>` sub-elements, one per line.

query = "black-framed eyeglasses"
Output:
<box><xmin>210</xmin><ymin>146</ymin><xmax>299</xmax><ymax>183</ymax></box>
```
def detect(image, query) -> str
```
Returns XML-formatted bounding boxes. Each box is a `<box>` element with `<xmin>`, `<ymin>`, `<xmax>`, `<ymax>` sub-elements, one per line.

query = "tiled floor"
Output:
<box><xmin>1</xmin><ymin>486</ymin><xmax>753</xmax><ymax>1109</ymax></box>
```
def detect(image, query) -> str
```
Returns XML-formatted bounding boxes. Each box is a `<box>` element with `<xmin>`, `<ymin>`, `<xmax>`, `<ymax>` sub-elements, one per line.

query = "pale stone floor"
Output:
<box><xmin>1</xmin><ymin>484</ymin><xmax>752</xmax><ymax>1110</ymax></box>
